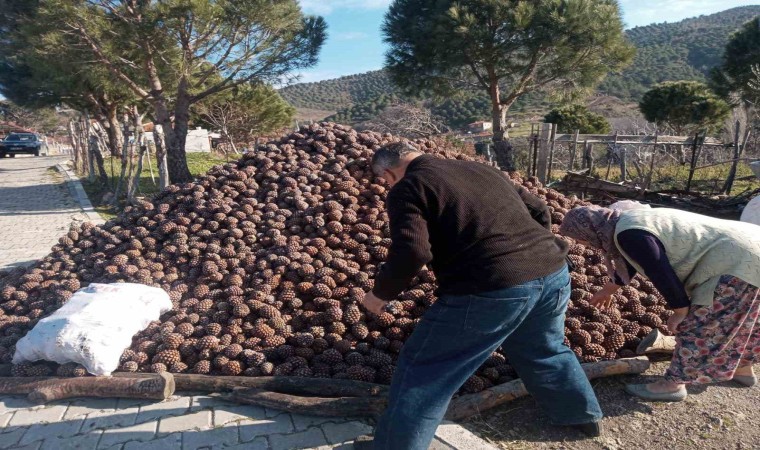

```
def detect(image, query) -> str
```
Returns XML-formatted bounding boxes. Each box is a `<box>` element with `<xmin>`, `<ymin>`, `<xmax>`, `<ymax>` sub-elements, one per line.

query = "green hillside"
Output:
<box><xmin>279</xmin><ymin>6</ymin><xmax>760</xmax><ymax>129</ymax></box>
<box><xmin>599</xmin><ymin>5</ymin><xmax>760</xmax><ymax>98</ymax></box>
<box><xmin>280</xmin><ymin>71</ymin><xmax>395</xmax><ymax>112</ymax></box>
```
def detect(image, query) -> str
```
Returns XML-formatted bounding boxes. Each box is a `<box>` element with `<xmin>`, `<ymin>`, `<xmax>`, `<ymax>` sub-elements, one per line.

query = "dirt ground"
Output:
<box><xmin>464</xmin><ymin>361</ymin><xmax>760</xmax><ymax>450</ymax></box>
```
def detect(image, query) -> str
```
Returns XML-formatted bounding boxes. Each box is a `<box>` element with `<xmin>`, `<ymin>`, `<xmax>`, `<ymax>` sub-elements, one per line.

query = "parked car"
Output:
<box><xmin>0</xmin><ymin>133</ymin><xmax>43</xmax><ymax>158</ymax></box>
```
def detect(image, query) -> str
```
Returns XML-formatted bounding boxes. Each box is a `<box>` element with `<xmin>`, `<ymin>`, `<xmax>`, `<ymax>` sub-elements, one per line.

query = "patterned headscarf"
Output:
<box><xmin>560</xmin><ymin>206</ymin><xmax>630</xmax><ymax>285</ymax></box>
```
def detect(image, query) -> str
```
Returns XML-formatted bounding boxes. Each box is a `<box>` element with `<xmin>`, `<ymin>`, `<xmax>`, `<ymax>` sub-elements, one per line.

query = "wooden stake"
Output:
<box><xmin>644</xmin><ymin>132</ymin><xmax>659</xmax><ymax>191</ymax></box>
<box><xmin>722</xmin><ymin>120</ymin><xmax>745</xmax><ymax>195</ymax></box>
<box><xmin>154</xmin><ymin>124</ymin><xmax>170</xmax><ymax>189</ymax></box>
<box><xmin>547</xmin><ymin>123</ymin><xmax>557</xmax><ymax>181</ymax></box>
<box><xmin>686</xmin><ymin>132</ymin><xmax>701</xmax><ymax>193</ymax></box>
<box><xmin>569</xmin><ymin>130</ymin><xmax>580</xmax><ymax>170</ymax></box>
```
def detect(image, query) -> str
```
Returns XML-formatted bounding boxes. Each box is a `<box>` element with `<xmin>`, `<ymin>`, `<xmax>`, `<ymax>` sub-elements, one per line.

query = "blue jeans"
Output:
<box><xmin>372</xmin><ymin>265</ymin><xmax>603</xmax><ymax>450</ymax></box>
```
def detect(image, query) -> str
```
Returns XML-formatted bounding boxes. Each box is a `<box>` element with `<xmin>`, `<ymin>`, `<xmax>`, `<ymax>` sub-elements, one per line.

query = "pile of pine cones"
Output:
<box><xmin>0</xmin><ymin>123</ymin><xmax>671</xmax><ymax>392</ymax></box>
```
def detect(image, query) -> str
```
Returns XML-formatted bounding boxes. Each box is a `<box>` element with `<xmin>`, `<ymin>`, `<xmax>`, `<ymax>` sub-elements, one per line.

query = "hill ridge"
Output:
<box><xmin>279</xmin><ymin>5</ymin><xmax>760</xmax><ymax>128</ymax></box>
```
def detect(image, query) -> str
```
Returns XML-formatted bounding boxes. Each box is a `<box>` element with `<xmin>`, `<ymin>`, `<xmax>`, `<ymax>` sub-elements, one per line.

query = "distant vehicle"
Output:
<box><xmin>0</xmin><ymin>133</ymin><xmax>42</xmax><ymax>158</ymax></box>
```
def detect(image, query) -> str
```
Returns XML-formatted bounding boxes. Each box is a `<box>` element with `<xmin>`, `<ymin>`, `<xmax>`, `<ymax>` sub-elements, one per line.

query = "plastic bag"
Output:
<box><xmin>609</xmin><ymin>200</ymin><xmax>651</xmax><ymax>211</ymax></box>
<box><xmin>741</xmin><ymin>196</ymin><xmax>760</xmax><ymax>226</ymax></box>
<box><xmin>13</xmin><ymin>283</ymin><xmax>172</xmax><ymax>376</ymax></box>
<box><xmin>750</xmin><ymin>161</ymin><xmax>760</xmax><ymax>180</ymax></box>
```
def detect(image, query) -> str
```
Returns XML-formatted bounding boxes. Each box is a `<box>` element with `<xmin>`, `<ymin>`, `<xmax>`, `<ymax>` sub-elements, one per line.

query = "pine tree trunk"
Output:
<box><xmin>89</xmin><ymin>135</ymin><xmax>109</xmax><ymax>188</ymax></box>
<box><xmin>167</xmin><ymin>92</ymin><xmax>193</xmax><ymax>183</ymax></box>
<box><xmin>143</xmin><ymin>47</ymin><xmax>192</xmax><ymax>184</ymax></box>
<box><xmin>492</xmin><ymin>105</ymin><xmax>514</xmax><ymax>171</ymax></box>
<box><xmin>105</xmin><ymin>105</ymin><xmax>123</xmax><ymax>157</ymax></box>
<box><xmin>489</xmin><ymin>82</ymin><xmax>514</xmax><ymax>171</ymax></box>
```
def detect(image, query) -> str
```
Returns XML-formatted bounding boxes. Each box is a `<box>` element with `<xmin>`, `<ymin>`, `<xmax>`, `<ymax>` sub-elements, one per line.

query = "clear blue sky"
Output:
<box><xmin>295</xmin><ymin>0</ymin><xmax>760</xmax><ymax>84</ymax></box>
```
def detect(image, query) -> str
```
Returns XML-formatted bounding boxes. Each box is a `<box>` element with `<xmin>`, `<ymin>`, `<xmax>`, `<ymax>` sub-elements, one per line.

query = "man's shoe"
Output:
<box><xmin>352</xmin><ymin>435</ymin><xmax>374</xmax><ymax>450</ymax></box>
<box><xmin>572</xmin><ymin>421</ymin><xmax>602</xmax><ymax>438</ymax></box>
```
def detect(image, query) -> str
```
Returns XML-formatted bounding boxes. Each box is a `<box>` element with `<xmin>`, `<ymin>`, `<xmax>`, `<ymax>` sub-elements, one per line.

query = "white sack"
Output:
<box><xmin>609</xmin><ymin>200</ymin><xmax>652</xmax><ymax>211</ymax></box>
<box><xmin>750</xmin><ymin>161</ymin><xmax>760</xmax><ymax>180</ymax></box>
<box><xmin>741</xmin><ymin>196</ymin><xmax>760</xmax><ymax>227</ymax></box>
<box><xmin>13</xmin><ymin>283</ymin><xmax>171</xmax><ymax>376</ymax></box>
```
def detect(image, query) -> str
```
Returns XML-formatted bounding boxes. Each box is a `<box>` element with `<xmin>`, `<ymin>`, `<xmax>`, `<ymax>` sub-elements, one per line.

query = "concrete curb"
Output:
<box><xmin>55</xmin><ymin>161</ymin><xmax>106</xmax><ymax>224</ymax></box>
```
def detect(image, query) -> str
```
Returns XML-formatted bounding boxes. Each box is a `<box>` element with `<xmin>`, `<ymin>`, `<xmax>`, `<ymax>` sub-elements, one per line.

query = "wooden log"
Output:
<box><xmin>0</xmin><ymin>377</ymin><xmax>56</xmax><ymax>395</ymax></box>
<box><xmin>636</xmin><ymin>329</ymin><xmax>676</xmax><ymax>356</ymax></box>
<box><xmin>27</xmin><ymin>373</ymin><xmax>174</xmax><ymax>404</ymax></box>
<box><xmin>444</xmin><ymin>357</ymin><xmax>650</xmax><ymax>421</ymax></box>
<box><xmin>0</xmin><ymin>374</ymin><xmax>174</xmax><ymax>404</ymax></box>
<box><xmin>112</xmin><ymin>373</ymin><xmax>388</xmax><ymax>397</ymax></box>
<box><xmin>228</xmin><ymin>388</ymin><xmax>387</xmax><ymax>418</ymax></box>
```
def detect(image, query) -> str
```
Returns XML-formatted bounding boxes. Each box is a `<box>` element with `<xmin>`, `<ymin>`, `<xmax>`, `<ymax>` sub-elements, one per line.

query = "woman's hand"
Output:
<box><xmin>361</xmin><ymin>291</ymin><xmax>388</xmax><ymax>316</ymax></box>
<box><xmin>667</xmin><ymin>307</ymin><xmax>690</xmax><ymax>334</ymax></box>
<box><xmin>590</xmin><ymin>282</ymin><xmax>621</xmax><ymax>310</ymax></box>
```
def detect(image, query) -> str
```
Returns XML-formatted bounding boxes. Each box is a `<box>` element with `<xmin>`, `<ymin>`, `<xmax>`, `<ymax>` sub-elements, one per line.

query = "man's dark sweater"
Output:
<box><xmin>372</xmin><ymin>154</ymin><xmax>569</xmax><ymax>300</ymax></box>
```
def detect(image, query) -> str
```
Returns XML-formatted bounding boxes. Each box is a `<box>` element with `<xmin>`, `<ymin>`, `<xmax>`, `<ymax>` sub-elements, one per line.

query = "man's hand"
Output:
<box><xmin>590</xmin><ymin>282</ymin><xmax>622</xmax><ymax>310</ymax></box>
<box><xmin>362</xmin><ymin>291</ymin><xmax>388</xmax><ymax>316</ymax></box>
<box><xmin>667</xmin><ymin>307</ymin><xmax>690</xmax><ymax>334</ymax></box>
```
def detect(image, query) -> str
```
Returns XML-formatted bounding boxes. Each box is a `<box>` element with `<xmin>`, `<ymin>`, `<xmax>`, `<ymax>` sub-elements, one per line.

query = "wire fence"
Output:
<box><xmin>475</xmin><ymin>124</ymin><xmax>760</xmax><ymax>196</ymax></box>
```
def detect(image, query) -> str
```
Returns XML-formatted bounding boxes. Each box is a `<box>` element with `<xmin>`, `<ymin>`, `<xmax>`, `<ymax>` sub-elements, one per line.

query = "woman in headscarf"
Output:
<box><xmin>560</xmin><ymin>206</ymin><xmax>760</xmax><ymax>401</ymax></box>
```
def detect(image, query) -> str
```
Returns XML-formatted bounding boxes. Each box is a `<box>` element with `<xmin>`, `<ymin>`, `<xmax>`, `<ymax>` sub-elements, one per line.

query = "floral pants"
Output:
<box><xmin>665</xmin><ymin>275</ymin><xmax>760</xmax><ymax>384</ymax></box>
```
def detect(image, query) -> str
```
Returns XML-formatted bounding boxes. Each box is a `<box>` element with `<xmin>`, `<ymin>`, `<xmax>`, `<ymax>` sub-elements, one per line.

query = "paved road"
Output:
<box><xmin>0</xmin><ymin>156</ymin><xmax>494</xmax><ymax>450</ymax></box>
<box><xmin>0</xmin><ymin>156</ymin><xmax>89</xmax><ymax>271</ymax></box>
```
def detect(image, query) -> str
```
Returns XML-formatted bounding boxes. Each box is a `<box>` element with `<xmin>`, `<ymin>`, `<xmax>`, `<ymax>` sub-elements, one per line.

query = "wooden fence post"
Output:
<box><xmin>644</xmin><ymin>132</ymin><xmax>659</xmax><ymax>191</ymax></box>
<box><xmin>569</xmin><ymin>130</ymin><xmax>580</xmax><ymax>170</ymax></box>
<box><xmin>619</xmin><ymin>131</ymin><xmax>627</xmax><ymax>181</ymax></box>
<box><xmin>530</xmin><ymin>124</ymin><xmax>539</xmax><ymax>177</ymax></box>
<box><xmin>154</xmin><ymin>124</ymin><xmax>170</xmax><ymax>189</ymax></box>
<box><xmin>686</xmin><ymin>132</ymin><xmax>701</xmax><ymax>193</ymax></box>
<box><xmin>536</xmin><ymin>123</ymin><xmax>552</xmax><ymax>184</ymax></box>
<box><xmin>547</xmin><ymin>123</ymin><xmax>557</xmax><ymax>182</ymax></box>
<box><xmin>68</xmin><ymin>121</ymin><xmax>80</xmax><ymax>172</ymax></box>
<box><xmin>722</xmin><ymin>120</ymin><xmax>746</xmax><ymax>195</ymax></box>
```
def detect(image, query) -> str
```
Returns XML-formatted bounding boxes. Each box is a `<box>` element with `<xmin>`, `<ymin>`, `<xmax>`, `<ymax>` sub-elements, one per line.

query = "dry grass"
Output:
<box><xmin>80</xmin><ymin>152</ymin><xmax>229</xmax><ymax>219</ymax></box>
